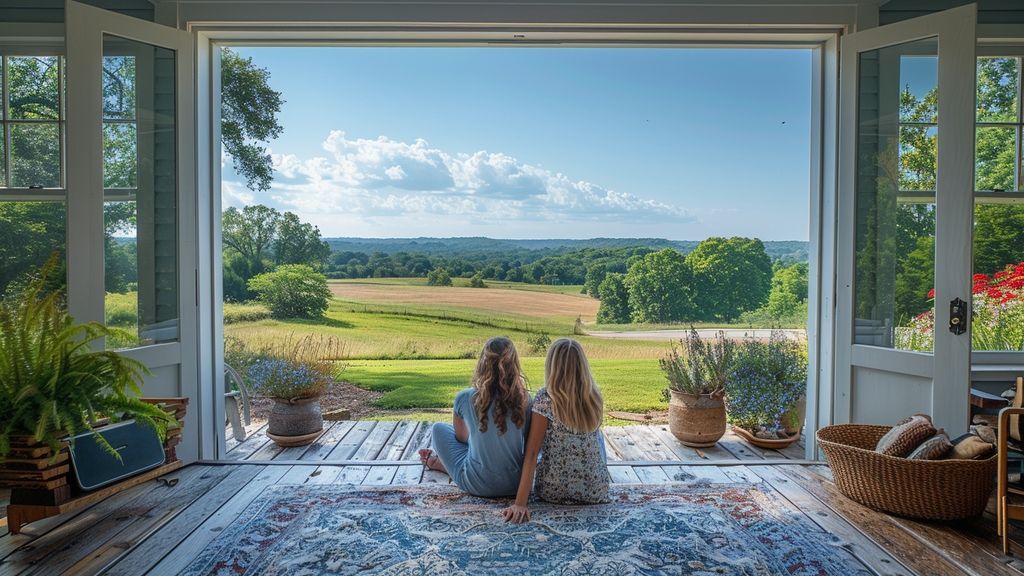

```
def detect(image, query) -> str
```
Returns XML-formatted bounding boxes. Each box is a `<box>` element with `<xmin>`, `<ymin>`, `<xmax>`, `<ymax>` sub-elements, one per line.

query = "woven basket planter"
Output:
<box><xmin>817</xmin><ymin>424</ymin><xmax>996</xmax><ymax>520</ymax></box>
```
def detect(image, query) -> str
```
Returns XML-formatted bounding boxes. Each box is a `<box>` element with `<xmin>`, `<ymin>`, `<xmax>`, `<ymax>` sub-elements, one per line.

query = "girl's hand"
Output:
<box><xmin>502</xmin><ymin>504</ymin><xmax>530</xmax><ymax>524</ymax></box>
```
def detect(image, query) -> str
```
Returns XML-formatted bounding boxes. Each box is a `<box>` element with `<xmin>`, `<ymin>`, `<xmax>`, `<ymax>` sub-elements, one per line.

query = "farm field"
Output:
<box><xmin>221</xmin><ymin>278</ymin><xmax>674</xmax><ymax>418</ymax></box>
<box><xmin>330</xmin><ymin>278</ymin><xmax>599</xmax><ymax>322</ymax></box>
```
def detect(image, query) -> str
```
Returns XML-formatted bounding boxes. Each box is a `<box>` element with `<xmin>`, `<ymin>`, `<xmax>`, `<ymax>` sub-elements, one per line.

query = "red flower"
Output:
<box><xmin>926</xmin><ymin>288</ymin><xmax>936</xmax><ymax>299</ymax></box>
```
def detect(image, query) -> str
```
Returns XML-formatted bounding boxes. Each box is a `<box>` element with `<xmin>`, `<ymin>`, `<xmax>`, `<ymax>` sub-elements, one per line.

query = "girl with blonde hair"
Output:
<box><xmin>502</xmin><ymin>338</ymin><xmax>610</xmax><ymax>523</ymax></box>
<box><xmin>420</xmin><ymin>336</ymin><xmax>531</xmax><ymax>497</ymax></box>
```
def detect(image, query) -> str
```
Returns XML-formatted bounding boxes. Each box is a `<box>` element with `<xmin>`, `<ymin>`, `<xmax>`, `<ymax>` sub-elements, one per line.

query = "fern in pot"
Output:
<box><xmin>660</xmin><ymin>329</ymin><xmax>733</xmax><ymax>447</ymax></box>
<box><xmin>726</xmin><ymin>331</ymin><xmax>807</xmax><ymax>449</ymax></box>
<box><xmin>0</xmin><ymin>257</ymin><xmax>176</xmax><ymax>468</ymax></box>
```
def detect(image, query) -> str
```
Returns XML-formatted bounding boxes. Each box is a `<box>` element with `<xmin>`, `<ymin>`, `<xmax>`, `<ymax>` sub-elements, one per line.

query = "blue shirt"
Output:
<box><xmin>452</xmin><ymin>388</ymin><xmax>529</xmax><ymax>496</ymax></box>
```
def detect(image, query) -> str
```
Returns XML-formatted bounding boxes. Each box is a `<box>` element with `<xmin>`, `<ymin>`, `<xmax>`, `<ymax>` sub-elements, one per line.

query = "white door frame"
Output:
<box><xmin>834</xmin><ymin>4</ymin><xmax>976</xmax><ymax>432</ymax></box>
<box><xmin>66</xmin><ymin>1</ymin><xmax>202</xmax><ymax>461</ymax></box>
<box><xmin>193</xmin><ymin>27</ymin><xmax>842</xmax><ymax>460</ymax></box>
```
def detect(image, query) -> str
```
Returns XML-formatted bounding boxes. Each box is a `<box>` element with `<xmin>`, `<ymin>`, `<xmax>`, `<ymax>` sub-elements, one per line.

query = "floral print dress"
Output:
<box><xmin>531</xmin><ymin>387</ymin><xmax>611</xmax><ymax>504</ymax></box>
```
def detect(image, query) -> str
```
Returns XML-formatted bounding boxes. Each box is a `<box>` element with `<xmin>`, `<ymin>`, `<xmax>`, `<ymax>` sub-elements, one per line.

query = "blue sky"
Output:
<box><xmin>223</xmin><ymin>47</ymin><xmax>812</xmax><ymax>240</ymax></box>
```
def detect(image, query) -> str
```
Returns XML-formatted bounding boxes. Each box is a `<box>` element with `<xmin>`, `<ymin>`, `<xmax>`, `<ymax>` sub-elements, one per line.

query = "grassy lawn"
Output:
<box><xmin>343</xmin><ymin>357</ymin><xmax>666</xmax><ymax>414</ymax></box>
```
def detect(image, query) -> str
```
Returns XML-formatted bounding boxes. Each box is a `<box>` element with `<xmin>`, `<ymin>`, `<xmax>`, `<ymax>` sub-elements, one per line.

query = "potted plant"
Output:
<box><xmin>660</xmin><ymin>329</ymin><xmax>733</xmax><ymax>447</ymax></box>
<box><xmin>243</xmin><ymin>335</ymin><xmax>341</xmax><ymax>447</ymax></box>
<box><xmin>0</xmin><ymin>257</ymin><xmax>176</xmax><ymax>495</ymax></box>
<box><xmin>726</xmin><ymin>331</ymin><xmax>807</xmax><ymax>449</ymax></box>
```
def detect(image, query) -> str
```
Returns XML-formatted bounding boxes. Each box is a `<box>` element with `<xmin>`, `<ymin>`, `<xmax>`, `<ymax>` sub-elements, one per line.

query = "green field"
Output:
<box><xmin>220</xmin><ymin>278</ymin><xmax>674</xmax><ymax>416</ymax></box>
<box><xmin>343</xmin><ymin>358</ymin><xmax>664</xmax><ymax>412</ymax></box>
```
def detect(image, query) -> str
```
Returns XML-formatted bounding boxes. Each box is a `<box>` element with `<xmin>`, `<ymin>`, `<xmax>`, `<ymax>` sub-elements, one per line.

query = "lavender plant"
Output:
<box><xmin>233</xmin><ymin>334</ymin><xmax>344</xmax><ymax>401</ymax></box>
<box><xmin>726</xmin><ymin>331</ymin><xmax>807</xmax><ymax>436</ymax></box>
<box><xmin>660</xmin><ymin>329</ymin><xmax>734</xmax><ymax>398</ymax></box>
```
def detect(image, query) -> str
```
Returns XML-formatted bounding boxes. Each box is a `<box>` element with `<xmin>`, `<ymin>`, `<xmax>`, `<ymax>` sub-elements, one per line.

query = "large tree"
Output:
<box><xmin>686</xmin><ymin>237</ymin><xmax>772</xmax><ymax>321</ymax></box>
<box><xmin>274</xmin><ymin>211</ymin><xmax>330</xmax><ymax>268</ymax></box>
<box><xmin>222</xmin><ymin>205</ymin><xmax>282</xmax><ymax>268</ymax></box>
<box><xmin>596</xmin><ymin>273</ymin><xmax>630</xmax><ymax>324</ymax></box>
<box><xmin>624</xmin><ymin>249</ymin><xmax>695</xmax><ymax>323</ymax></box>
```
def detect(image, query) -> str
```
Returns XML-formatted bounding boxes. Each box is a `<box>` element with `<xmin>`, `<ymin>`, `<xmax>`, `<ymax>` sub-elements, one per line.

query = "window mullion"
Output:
<box><xmin>3</xmin><ymin>56</ymin><xmax>10</xmax><ymax>187</ymax></box>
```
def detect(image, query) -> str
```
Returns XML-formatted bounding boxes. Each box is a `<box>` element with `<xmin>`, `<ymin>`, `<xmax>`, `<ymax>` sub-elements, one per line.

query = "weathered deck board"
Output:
<box><xmin>753</xmin><ymin>465</ymin><xmax>915</xmax><ymax>576</ymax></box>
<box><xmin>779</xmin><ymin>465</ymin><xmax>973</xmax><ymax>576</ymax></box>
<box><xmin>5</xmin><ymin>420</ymin><xmax>1018</xmax><ymax>576</ymax></box>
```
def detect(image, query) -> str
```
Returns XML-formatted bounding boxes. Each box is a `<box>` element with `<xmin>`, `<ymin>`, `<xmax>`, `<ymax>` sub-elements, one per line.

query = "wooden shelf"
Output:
<box><xmin>5</xmin><ymin>460</ymin><xmax>184</xmax><ymax>535</ymax></box>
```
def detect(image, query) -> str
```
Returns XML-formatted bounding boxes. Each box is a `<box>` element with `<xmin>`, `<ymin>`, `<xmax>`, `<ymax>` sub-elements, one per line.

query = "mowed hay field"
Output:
<box><xmin>330</xmin><ymin>278</ymin><xmax>600</xmax><ymax>322</ymax></box>
<box><xmin>224</xmin><ymin>278</ymin><xmax>672</xmax><ymax>417</ymax></box>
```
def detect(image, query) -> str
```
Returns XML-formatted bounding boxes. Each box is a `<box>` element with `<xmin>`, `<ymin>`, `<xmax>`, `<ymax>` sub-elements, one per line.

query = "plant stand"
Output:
<box><xmin>5</xmin><ymin>460</ymin><xmax>183</xmax><ymax>534</ymax></box>
<box><xmin>3</xmin><ymin>397</ymin><xmax>188</xmax><ymax>535</ymax></box>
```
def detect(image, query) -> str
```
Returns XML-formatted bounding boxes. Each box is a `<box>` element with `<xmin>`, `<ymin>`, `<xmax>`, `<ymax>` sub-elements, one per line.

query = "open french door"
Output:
<box><xmin>834</xmin><ymin>4</ymin><xmax>976</xmax><ymax>433</ymax></box>
<box><xmin>65</xmin><ymin>2</ymin><xmax>201</xmax><ymax>461</ymax></box>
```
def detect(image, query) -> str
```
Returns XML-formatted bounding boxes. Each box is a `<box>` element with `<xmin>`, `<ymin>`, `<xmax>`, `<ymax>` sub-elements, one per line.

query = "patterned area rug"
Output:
<box><xmin>182</xmin><ymin>482</ymin><xmax>871</xmax><ymax>575</ymax></box>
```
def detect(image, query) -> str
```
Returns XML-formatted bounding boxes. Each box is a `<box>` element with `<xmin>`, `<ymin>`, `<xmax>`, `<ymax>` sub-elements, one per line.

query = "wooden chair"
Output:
<box><xmin>225</xmin><ymin>363</ymin><xmax>252</xmax><ymax>442</ymax></box>
<box><xmin>998</xmin><ymin>377</ymin><xmax>1024</xmax><ymax>554</ymax></box>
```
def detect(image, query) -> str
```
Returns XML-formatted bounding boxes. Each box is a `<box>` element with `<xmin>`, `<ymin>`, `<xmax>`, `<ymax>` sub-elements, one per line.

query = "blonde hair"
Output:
<box><xmin>544</xmin><ymin>338</ymin><xmax>604</xmax><ymax>433</ymax></box>
<box><xmin>472</xmin><ymin>336</ymin><xmax>529</xmax><ymax>435</ymax></box>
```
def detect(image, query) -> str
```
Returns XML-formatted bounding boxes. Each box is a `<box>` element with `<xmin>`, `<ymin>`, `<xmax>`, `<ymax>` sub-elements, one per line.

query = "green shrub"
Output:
<box><xmin>248</xmin><ymin>264</ymin><xmax>332</xmax><ymax>319</ymax></box>
<box><xmin>426</xmin><ymin>267</ymin><xmax>452</xmax><ymax>287</ymax></box>
<box><xmin>527</xmin><ymin>333</ymin><xmax>552</xmax><ymax>354</ymax></box>
<box><xmin>469</xmin><ymin>274</ymin><xmax>487</xmax><ymax>288</ymax></box>
<box><xmin>223</xmin><ymin>302</ymin><xmax>272</xmax><ymax>324</ymax></box>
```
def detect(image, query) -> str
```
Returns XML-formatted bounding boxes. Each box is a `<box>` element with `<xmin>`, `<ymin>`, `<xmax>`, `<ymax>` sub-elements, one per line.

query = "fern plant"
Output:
<box><xmin>0</xmin><ymin>256</ymin><xmax>176</xmax><ymax>461</ymax></box>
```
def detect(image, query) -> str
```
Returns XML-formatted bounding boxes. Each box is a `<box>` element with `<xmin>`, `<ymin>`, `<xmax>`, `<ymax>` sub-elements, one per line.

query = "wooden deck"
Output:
<box><xmin>0</xmin><ymin>420</ymin><xmax>1020</xmax><ymax>575</ymax></box>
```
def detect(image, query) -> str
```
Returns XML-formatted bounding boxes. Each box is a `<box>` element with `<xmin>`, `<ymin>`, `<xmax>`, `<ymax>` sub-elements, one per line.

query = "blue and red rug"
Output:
<box><xmin>183</xmin><ymin>481</ymin><xmax>870</xmax><ymax>575</ymax></box>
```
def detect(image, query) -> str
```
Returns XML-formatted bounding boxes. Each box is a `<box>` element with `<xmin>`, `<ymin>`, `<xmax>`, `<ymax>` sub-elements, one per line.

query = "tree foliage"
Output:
<box><xmin>426</xmin><ymin>267</ymin><xmax>453</xmax><ymax>287</ymax></box>
<box><xmin>765</xmin><ymin>262</ymin><xmax>808</xmax><ymax>319</ymax></box>
<box><xmin>624</xmin><ymin>249</ymin><xmax>695</xmax><ymax>323</ymax></box>
<box><xmin>248</xmin><ymin>264</ymin><xmax>331</xmax><ymax>319</ymax></box>
<box><xmin>596</xmin><ymin>273</ymin><xmax>630</xmax><ymax>324</ymax></box>
<box><xmin>686</xmin><ymin>237</ymin><xmax>772</xmax><ymax>321</ymax></box>
<box><xmin>221</xmin><ymin>49</ymin><xmax>284</xmax><ymax>192</ymax></box>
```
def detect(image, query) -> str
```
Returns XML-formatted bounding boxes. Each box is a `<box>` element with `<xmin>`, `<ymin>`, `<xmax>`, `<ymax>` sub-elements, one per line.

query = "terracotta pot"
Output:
<box><xmin>667</xmin><ymin>390</ymin><xmax>726</xmax><ymax>448</ymax></box>
<box><xmin>781</xmin><ymin>395</ymin><xmax>806</xmax><ymax>436</ymax></box>
<box><xmin>732</xmin><ymin>425</ymin><xmax>801</xmax><ymax>449</ymax></box>
<box><xmin>266</xmin><ymin>396</ymin><xmax>323</xmax><ymax>447</ymax></box>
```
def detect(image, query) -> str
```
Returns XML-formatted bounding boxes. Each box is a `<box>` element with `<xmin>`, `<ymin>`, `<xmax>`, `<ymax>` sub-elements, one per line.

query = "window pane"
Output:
<box><xmin>972</xmin><ymin>203</ymin><xmax>1024</xmax><ymax>351</ymax></box>
<box><xmin>0</xmin><ymin>126</ymin><xmax>5</xmax><ymax>186</ymax></box>
<box><xmin>10</xmin><ymin>122</ymin><xmax>60</xmax><ymax>188</ymax></box>
<box><xmin>0</xmin><ymin>201</ymin><xmax>65</xmax><ymax>296</ymax></box>
<box><xmin>856</xmin><ymin>38</ymin><xmax>937</xmax><ymax>349</ymax></box>
<box><xmin>977</xmin><ymin>57</ymin><xmax>1019</xmax><ymax>123</ymax></box>
<box><xmin>976</xmin><ymin>126</ymin><xmax>1016</xmax><ymax>191</ymax></box>
<box><xmin>7</xmin><ymin>56</ymin><xmax>59</xmax><ymax>120</ymax></box>
<box><xmin>900</xmin><ymin>55</ymin><xmax>937</xmax><ymax>124</ymax></box>
<box><xmin>104</xmin><ymin>123</ymin><xmax>137</xmax><ymax>188</ymax></box>
<box><xmin>103</xmin><ymin>35</ymin><xmax>177</xmax><ymax>348</ymax></box>
<box><xmin>102</xmin><ymin>55</ymin><xmax>135</xmax><ymax>121</ymax></box>
<box><xmin>899</xmin><ymin>125</ymin><xmax>937</xmax><ymax>191</ymax></box>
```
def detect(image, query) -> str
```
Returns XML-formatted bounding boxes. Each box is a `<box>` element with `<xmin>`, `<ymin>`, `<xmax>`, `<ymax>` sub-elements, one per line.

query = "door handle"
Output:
<box><xmin>949</xmin><ymin>297</ymin><xmax>967</xmax><ymax>335</ymax></box>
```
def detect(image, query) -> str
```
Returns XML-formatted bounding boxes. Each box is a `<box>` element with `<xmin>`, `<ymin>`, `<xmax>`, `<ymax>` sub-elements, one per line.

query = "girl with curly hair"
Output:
<box><xmin>419</xmin><ymin>336</ymin><xmax>531</xmax><ymax>497</ymax></box>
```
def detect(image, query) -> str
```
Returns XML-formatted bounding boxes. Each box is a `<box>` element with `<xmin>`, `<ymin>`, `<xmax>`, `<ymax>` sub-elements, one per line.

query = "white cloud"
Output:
<box><xmin>261</xmin><ymin>131</ymin><xmax>691</xmax><ymax>226</ymax></box>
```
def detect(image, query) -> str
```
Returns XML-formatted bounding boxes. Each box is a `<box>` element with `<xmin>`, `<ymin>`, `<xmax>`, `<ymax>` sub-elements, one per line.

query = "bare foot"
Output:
<box><xmin>418</xmin><ymin>448</ymin><xmax>448</xmax><ymax>474</ymax></box>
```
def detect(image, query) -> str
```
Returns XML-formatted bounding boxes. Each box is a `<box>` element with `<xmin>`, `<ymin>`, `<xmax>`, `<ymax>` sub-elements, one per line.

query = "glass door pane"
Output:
<box><xmin>854</xmin><ymin>37</ymin><xmax>938</xmax><ymax>350</ymax></box>
<box><xmin>101</xmin><ymin>34</ymin><xmax>178</xmax><ymax>347</ymax></box>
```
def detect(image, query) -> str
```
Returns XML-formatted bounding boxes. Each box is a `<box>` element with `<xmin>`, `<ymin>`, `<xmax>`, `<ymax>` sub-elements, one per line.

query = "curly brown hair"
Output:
<box><xmin>472</xmin><ymin>336</ymin><xmax>529</xmax><ymax>435</ymax></box>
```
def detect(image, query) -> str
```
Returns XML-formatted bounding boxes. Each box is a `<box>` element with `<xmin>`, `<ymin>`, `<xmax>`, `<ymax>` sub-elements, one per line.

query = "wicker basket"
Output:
<box><xmin>817</xmin><ymin>424</ymin><xmax>996</xmax><ymax>520</ymax></box>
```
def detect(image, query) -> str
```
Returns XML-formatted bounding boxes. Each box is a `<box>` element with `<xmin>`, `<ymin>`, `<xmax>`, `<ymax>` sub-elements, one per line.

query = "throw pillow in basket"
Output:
<box><xmin>948</xmin><ymin>434</ymin><xmax>995</xmax><ymax>460</ymax></box>
<box><xmin>906</xmin><ymin>430</ymin><xmax>952</xmax><ymax>460</ymax></box>
<box><xmin>875</xmin><ymin>414</ymin><xmax>936</xmax><ymax>457</ymax></box>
